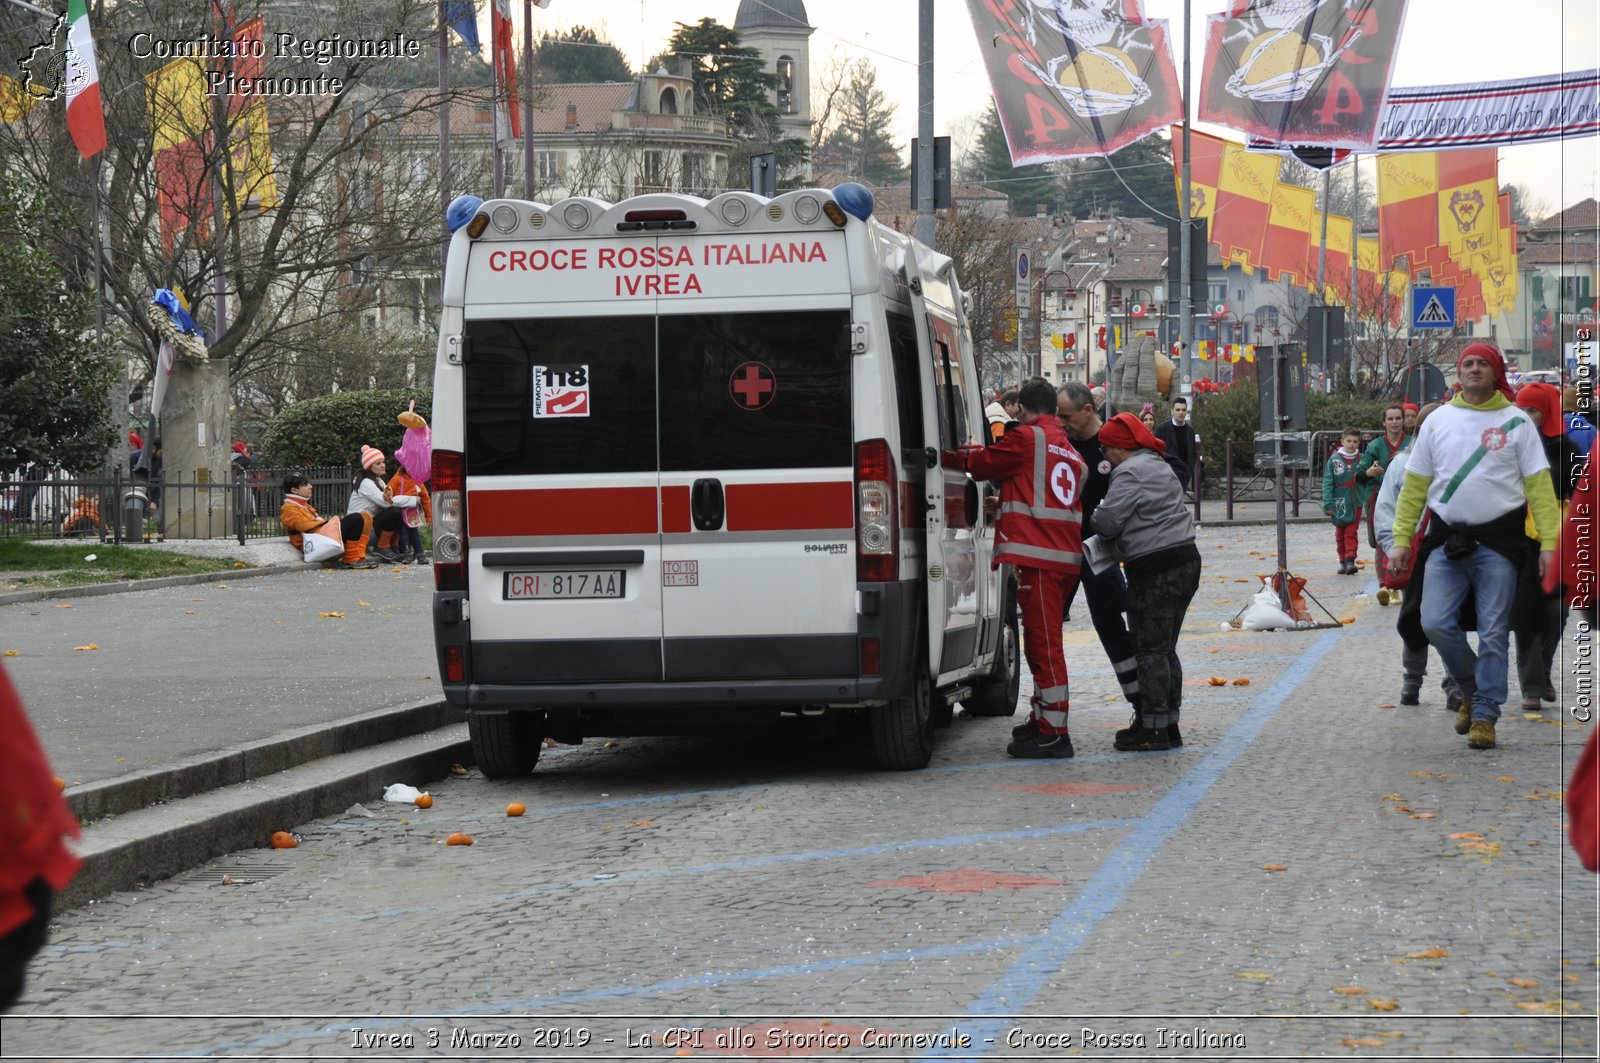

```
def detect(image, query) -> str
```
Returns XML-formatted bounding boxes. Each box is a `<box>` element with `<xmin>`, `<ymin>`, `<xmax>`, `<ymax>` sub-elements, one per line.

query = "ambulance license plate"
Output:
<box><xmin>504</xmin><ymin>570</ymin><xmax>624</xmax><ymax>600</ymax></box>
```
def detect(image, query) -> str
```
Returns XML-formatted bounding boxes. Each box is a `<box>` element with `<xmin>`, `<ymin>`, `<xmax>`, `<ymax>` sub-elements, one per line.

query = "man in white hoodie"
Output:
<box><xmin>1391</xmin><ymin>344</ymin><xmax>1560</xmax><ymax>750</ymax></box>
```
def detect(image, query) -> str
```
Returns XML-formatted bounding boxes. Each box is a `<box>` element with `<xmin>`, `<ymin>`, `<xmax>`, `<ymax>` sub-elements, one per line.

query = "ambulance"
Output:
<box><xmin>428</xmin><ymin>183</ymin><xmax>1019</xmax><ymax>776</ymax></box>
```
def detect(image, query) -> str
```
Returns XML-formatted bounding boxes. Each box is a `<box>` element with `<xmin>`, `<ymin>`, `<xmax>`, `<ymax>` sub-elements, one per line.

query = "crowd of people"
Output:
<box><xmin>978</xmin><ymin>347</ymin><xmax>1594</xmax><ymax>759</ymax></box>
<box><xmin>279</xmin><ymin>445</ymin><xmax>433</xmax><ymax>571</ymax></box>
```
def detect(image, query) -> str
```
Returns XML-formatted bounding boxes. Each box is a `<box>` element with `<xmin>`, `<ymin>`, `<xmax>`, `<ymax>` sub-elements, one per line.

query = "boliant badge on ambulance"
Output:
<box><xmin>531</xmin><ymin>364</ymin><xmax>590</xmax><ymax>418</ymax></box>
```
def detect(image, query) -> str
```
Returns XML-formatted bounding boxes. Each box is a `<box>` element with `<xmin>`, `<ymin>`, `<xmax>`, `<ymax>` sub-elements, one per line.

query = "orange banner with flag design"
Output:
<box><xmin>1435</xmin><ymin>149</ymin><xmax>1499</xmax><ymax>264</ymax></box>
<box><xmin>1377</xmin><ymin>152</ymin><xmax>1437</xmax><ymax>276</ymax></box>
<box><xmin>1213</xmin><ymin>138</ymin><xmax>1280</xmax><ymax>269</ymax></box>
<box><xmin>1171</xmin><ymin>126</ymin><xmax>1224</xmax><ymax>221</ymax></box>
<box><xmin>1312</xmin><ymin>210</ymin><xmax>1354</xmax><ymax>303</ymax></box>
<box><xmin>1261</xmin><ymin>182</ymin><xmax>1316</xmax><ymax>285</ymax></box>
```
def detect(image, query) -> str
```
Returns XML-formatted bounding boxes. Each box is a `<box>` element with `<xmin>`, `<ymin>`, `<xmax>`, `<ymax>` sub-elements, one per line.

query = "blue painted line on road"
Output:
<box><xmin>51</xmin><ymin>812</ymin><xmax>1142</xmax><ymax>962</ymax></box>
<box><xmin>138</xmin><ymin>618</ymin><xmax>1346</xmax><ymax>1060</ymax></box>
<box><xmin>918</xmin><ymin>624</ymin><xmax>1348</xmax><ymax>1059</ymax></box>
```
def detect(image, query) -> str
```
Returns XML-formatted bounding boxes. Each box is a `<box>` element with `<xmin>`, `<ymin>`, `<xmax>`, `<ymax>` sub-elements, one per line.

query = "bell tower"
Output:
<box><xmin>732</xmin><ymin>0</ymin><xmax>813</xmax><ymax>165</ymax></box>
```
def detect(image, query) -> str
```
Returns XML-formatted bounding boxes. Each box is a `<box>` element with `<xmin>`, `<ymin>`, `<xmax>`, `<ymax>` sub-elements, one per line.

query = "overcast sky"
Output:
<box><xmin>520</xmin><ymin>0</ymin><xmax>1599</xmax><ymax>220</ymax></box>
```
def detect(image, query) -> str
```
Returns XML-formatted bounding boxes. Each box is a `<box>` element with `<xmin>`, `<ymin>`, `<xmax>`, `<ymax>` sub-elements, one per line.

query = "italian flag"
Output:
<box><xmin>64</xmin><ymin>0</ymin><xmax>105</xmax><ymax>158</ymax></box>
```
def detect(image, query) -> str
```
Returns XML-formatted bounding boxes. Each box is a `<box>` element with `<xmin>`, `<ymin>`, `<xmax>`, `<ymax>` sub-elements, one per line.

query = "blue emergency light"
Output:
<box><xmin>446</xmin><ymin>195</ymin><xmax>485</xmax><ymax>234</ymax></box>
<box><xmin>834</xmin><ymin>183</ymin><xmax>874</xmax><ymax>222</ymax></box>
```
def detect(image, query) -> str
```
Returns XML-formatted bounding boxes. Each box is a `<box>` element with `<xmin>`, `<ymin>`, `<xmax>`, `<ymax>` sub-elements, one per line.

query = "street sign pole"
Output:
<box><xmin>1015</xmin><ymin>248</ymin><xmax>1031</xmax><ymax>383</ymax></box>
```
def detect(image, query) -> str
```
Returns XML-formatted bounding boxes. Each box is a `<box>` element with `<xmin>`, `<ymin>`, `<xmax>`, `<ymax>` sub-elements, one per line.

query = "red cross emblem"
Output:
<box><xmin>1480</xmin><ymin>427</ymin><xmax>1507</xmax><ymax>451</ymax></box>
<box><xmin>729</xmin><ymin>361</ymin><xmax>776</xmax><ymax>410</ymax></box>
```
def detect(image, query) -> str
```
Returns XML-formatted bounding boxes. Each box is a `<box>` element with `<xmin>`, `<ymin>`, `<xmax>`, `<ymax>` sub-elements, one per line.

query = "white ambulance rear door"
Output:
<box><xmin>651</xmin><ymin>230</ymin><xmax>859</xmax><ymax>683</ymax></box>
<box><xmin>458</xmin><ymin>237</ymin><xmax>666</xmax><ymax>685</ymax></box>
<box><xmin>911</xmin><ymin>279</ymin><xmax>983</xmax><ymax>685</ymax></box>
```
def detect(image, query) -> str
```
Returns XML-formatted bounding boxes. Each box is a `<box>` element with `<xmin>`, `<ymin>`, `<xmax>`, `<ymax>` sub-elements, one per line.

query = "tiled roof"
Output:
<box><xmin>1520</xmin><ymin>240</ymin><xmax>1599</xmax><ymax>267</ymax></box>
<box><xmin>1532</xmin><ymin>197</ymin><xmax>1599</xmax><ymax>234</ymax></box>
<box><xmin>392</xmin><ymin>84</ymin><xmax>641</xmax><ymax>139</ymax></box>
<box><xmin>529</xmin><ymin>83</ymin><xmax>638</xmax><ymax>134</ymax></box>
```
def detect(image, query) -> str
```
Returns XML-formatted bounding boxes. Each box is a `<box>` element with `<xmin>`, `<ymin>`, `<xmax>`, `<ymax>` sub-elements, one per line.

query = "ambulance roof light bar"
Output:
<box><xmin>617</xmin><ymin>209</ymin><xmax>696</xmax><ymax>232</ymax></box>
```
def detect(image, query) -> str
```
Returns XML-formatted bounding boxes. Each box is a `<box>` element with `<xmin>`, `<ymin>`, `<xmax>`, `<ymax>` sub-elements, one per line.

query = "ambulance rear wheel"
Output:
<box><xmin>468</xmin><ymin>711</ymin><xmax>543</xmax><ymax>778</ymax></box>
<box><xmin>870</xmin><ymin>661</ymin><xmax>934</xmax><ymax>770</ymax></box>
<box><xmin>964</xmin><ymin>612</ymin><xmax>1020</xmax><ymax>717</ymax></box>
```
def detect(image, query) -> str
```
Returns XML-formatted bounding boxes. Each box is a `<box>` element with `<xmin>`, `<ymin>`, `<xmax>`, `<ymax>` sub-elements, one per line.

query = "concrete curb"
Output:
<box><xmin>59</xmin><ymin>725</ymin><xmax>471</xmax><ymax>911</ymax></box>
<box><xmin>0</xmin><ymin>563</ymin><xmax>307</xmax><ymax>606</ymax></box>
<box><xmin>65</xmin><ymin>698</ymin><xmax>460</xmax><ymax>824</ymax></box>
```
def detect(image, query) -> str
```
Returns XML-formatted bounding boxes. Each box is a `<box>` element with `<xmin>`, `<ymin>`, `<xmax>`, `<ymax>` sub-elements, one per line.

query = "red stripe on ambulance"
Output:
<box><xmin>661</xmin><ymin>485</ymin><xmax>691</xmax><ymax>533</ymax></box>
<box><xmin>725</xmin><ymin>482</ymin><xmax>854</xmax><ymax>532</ymax></box>
<box><xmin>468</xmin><ymin>487</ymin><xmax>658</xmax><ymax>537</ymax></box>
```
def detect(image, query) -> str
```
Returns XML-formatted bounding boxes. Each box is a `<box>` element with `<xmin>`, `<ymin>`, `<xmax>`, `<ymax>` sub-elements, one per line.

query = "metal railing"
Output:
<box><xmin>1217</xmin><ymin>429</ymin><xmax>1387</xmax><ymax>519</ymax></box>
<box><xmin>1221</xmin><ymin>440</ymin><xmax>1305</xmax><ymax>520</ymax></box>
<box><xmin>1</xmin><ymin>466</ymin><xmax>354</xmax><ymax>546</ymax></box>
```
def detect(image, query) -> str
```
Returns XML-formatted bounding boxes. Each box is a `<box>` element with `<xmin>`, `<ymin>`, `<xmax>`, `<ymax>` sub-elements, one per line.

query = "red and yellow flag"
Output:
<box><xmin>145</xmin><ymin>17</ymin><xmax>276</xmax><ymax>251</ymax></box>
<box><xmin>1213</xmin><ymin>138</ymin><xmax>1280</xmax><ymax>269</ymax></box>
<box><xmin>1356</xmin><ymin>236</ymin><xmax>1405</xmax><ymax>326</ymax></box>
<box><xmin>1435</xmin><ymin>149</ymin><xmax>1499</xmax><ymax>263</ymax></box>
<box><xmin>1312</xmin><ymin>210</ymin><xmax>1354</xmax><ymax>303</ymax></box>
<box><xmin>1376</xmin><ymin>152</ymin><xmax>1437</xmax><ymax>276</ymax></box>
<box><xmin>1260</xmin><ymin>182</ymin><xmax>1317</xmax><ymax>285</ymax></box>
<box><xmin>1171</xmin><ymin>126</ymin><xmax>1224</xmax><ymax>220</ymax></box>
<box><xmin>1171</xmin><ymin>127</ymin><xmax>1280</xmax><ymax>272</ymax></box>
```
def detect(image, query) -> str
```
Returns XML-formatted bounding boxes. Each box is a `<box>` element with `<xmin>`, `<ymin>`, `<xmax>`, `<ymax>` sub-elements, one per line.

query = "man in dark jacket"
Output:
<box><xmin>1054</xmin><ymin>382</ymin><xmax>1145</xmax><ymax>741</ymax></box>
<box><xmin>1153</xmin><ymin>397</ymin><xmax>1199</xmax><ymax>489</ymax></box>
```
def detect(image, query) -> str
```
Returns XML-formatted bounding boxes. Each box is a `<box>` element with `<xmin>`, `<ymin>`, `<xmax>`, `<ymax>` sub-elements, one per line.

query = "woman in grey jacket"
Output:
<box><xmin>1091</xmin><ymin>413</ymin><xmax>1202</xmax><ymax>752</ymax></box>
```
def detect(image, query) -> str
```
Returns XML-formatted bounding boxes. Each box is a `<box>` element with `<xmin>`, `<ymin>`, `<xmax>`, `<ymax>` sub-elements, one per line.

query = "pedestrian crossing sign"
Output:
<box><xmin>1411</xmin><ymin>286</ymin><xmax>1455</xmax><ymax>330</ymax></box>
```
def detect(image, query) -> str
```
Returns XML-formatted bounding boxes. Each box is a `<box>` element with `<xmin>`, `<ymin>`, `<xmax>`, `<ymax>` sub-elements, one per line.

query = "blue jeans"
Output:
<box><xmin>1420</xmin><ymin>544</ymin><xmax>1519</xmax><ymax>722</ymax></box>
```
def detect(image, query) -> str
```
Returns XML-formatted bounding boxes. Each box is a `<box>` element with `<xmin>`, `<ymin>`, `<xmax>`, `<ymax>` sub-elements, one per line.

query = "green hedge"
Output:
<box><xmin>261</xmin><ymin>389</ymin><xmax>433</xmax><ymax>468</ymax></box>
<box><xmin>1193</xmin><ymin>380</ymin><xmax>1394</xmax><ymax>476</ymax></box>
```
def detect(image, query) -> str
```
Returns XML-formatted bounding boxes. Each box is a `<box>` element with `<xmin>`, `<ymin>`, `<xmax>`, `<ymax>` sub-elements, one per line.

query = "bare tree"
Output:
<box><xmin>934</xmin><ymin>205</ymin><xmax>1031</xmax><ymax>386</ymax></box>
<box><xmin>808</xmin><ymin>53</ymin><xmax>853</xmax><ymax>164</ymax></box>
<box><xmin>0</xmin><ymin>0</ymin><xmax>480</xmax><ymax>419</ymax></box>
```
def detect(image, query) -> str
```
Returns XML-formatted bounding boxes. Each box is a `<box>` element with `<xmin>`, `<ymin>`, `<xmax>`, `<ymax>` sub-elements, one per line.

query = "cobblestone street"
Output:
<box><xmin>3</xmin><ymin>525</ymin><xmax>1595</xmax><ymax>1061</ymax></box>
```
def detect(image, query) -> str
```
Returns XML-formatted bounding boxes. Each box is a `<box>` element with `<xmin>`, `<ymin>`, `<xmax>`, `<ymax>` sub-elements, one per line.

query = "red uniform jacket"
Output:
<box><xmin>0</xmin><ymin>663</ymin><xmax>81</xmax><ymax>935</ymax></box>
<box><xmin>965</xmin><ymin>415</ymin><xmax>1087</xmax><ymax>575</ymax></box>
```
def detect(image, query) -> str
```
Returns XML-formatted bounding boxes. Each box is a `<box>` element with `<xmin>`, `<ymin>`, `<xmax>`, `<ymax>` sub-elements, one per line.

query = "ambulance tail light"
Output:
<box><xmin>443</xmin><ymin>645</ymin><xmax>465</xmax><ymax>683</ymax></box>
<box><xmin>855</xmin><ymin>438</ymin><xmax>897</xmax><ymax>582</ymax></box>
<box><xmin>860</xmin><ymin>637</ymin><xmax>881</xmax><ymax>675</ymax></box>
<box><xmin>432</xmin><ymin>450</ymin><xmax>467</xmax><ymax>592</ymax></box>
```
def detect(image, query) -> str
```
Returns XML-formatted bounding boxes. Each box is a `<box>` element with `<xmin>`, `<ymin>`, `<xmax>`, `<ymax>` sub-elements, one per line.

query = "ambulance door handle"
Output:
<box><xmin>691</xmin><ymin>478</ymin><xmax>725</xmax><ymax>531</ymax></box>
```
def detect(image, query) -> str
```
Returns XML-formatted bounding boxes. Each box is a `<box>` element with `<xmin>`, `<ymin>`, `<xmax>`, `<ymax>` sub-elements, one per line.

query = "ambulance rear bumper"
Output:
<box><xmin>433</xmin><ymin>581</ymin><xmax>921</xmax><ymax>709</ymax></box>
<box><xmin>450</xmin><ymin>678</ymin><xmax>891</xmax><ymax>708</ymax></box>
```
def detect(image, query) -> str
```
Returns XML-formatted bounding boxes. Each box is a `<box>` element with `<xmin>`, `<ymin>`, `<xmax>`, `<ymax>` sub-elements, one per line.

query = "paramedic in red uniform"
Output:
<box><xmin>962</xmin><ymin>378</ymin><xmax>1088</xmax><ymax>759</ymax></box>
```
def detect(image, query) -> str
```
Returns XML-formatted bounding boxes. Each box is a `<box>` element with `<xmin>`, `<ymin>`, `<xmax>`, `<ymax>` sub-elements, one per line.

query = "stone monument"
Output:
<box><xmin>145</xmin><ymin>304</ymin><xmax>230</xmax><ymax>538</ymax></box>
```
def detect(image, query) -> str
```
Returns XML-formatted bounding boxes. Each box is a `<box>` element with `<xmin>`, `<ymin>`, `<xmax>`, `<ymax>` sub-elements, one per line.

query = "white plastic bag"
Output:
<box><xmin>302</xmin><ymin>516</ymin><xmax>343</xmax><ymax>563</ymax></box>
<box><xmin>382</xmin><ymin>783</ymin><xmax>423</xmax><ymax>803</ymax></box>
<box><xmin>1239</xmin><ymin>579</ymin><xmax>1298</xmax><ymax>631</ymax></box>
